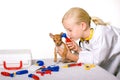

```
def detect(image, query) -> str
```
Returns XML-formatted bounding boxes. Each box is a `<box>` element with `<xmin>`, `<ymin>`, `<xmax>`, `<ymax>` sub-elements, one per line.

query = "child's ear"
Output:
<box><xmin>80</xmin><ymin>22</ymin><xmax>87</xmax><ymax>31</ymax></box>
<box><xmin>49</xmin><ymin>33</ymin><xmax>54</xmax><ymax>38</ymax></box>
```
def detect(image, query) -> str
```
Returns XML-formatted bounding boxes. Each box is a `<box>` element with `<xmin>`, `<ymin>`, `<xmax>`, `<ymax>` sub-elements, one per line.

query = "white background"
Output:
<box><xmin>0</xmin><ymin>0</ymin><xmax>120</xmax><ymax>59</ymax></box>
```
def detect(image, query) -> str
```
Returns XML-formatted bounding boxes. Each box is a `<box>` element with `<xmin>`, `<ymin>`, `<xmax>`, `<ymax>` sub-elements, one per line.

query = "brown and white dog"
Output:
<box><xmin>49</xmin><ymin>32</ymin><xmax>73</xmax><ymax>63</ymax></box>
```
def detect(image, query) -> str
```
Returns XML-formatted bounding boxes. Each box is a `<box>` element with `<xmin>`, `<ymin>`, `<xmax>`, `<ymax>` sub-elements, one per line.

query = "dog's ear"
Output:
<box><xmin>49</xmin><ymin>33</ymin><xmax>54</xmax><ymax>38</ymax></box>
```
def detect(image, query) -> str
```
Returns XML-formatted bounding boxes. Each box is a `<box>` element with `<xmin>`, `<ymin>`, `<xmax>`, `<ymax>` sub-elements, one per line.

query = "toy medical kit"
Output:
<box><xmin>28</xmin><ymin>74</ymin><xmax>40</xmax><ymax>80</ymax></box>
<box><xmin>62</xmin><ymin>63</ymin><xmax>82</xmax><ymax>68</ymax></box>
<box><xmin>61</xmin><ymin>33</ymin><xmax>72</xmax><ymax>42</ymax></box>
<box><xmin>0</xmin><ymin>49</ymin><xmax>32</xmax><ymax>70</ymax></box>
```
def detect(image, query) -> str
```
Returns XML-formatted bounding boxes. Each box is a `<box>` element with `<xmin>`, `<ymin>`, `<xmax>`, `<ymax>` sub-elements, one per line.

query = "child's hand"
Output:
<box><xmin>57</xmin><ymin>44</ymin><xmax>79</xmax><ymax>62</ymax></box>
<box><xmin>66</xmin><ymin>40</ymin><xmax>81</xmax><ymax>53</ymax></box>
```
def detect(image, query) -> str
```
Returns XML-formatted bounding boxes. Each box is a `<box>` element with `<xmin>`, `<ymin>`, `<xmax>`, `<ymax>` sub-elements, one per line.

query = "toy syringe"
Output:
<box><xmin>62</xmin><ymin>63</ymin><xmax>82</xmax><ymax>68</ymax></box>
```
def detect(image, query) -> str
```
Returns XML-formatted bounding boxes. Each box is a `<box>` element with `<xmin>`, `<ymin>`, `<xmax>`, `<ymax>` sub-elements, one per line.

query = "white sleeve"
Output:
<box><xmin>77</xmin><ymin>27</ymin><xmax>115</xmax><ymax>65</ymax></box>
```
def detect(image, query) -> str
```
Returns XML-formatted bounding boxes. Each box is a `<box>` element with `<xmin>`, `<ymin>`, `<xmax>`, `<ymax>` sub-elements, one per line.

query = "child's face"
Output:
<box><xmin>63</xmin><ymin>19</ymin><xmax>83</xmax><ymax>41</ymax></box>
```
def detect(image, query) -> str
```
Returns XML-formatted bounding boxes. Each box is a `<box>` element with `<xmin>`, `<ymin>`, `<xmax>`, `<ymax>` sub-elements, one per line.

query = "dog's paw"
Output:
<box><xmin>54</xmin><ymin>59</ymin><xmax>57</xmax><ymax>62</ymax></box>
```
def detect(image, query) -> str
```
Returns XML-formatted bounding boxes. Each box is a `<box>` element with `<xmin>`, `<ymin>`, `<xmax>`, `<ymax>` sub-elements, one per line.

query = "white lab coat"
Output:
<box><xmin>77</xmin><ymin>25</ymin><xmax>120</xmax><ymax>75</ymax></box>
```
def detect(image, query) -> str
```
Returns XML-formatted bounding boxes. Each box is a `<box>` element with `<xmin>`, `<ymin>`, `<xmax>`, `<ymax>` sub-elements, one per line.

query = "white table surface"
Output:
<box><xmin>0</xmin><ymin>58</ymin><xmax>119</xmax><ymax>80</ymax></box>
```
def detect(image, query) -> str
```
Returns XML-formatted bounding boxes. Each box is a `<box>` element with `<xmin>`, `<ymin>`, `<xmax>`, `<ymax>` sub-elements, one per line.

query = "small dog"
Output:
<box><xmin>49</xmin><ymin>32</ymin><xmax>73</xmax><ymax>63</ymax></box>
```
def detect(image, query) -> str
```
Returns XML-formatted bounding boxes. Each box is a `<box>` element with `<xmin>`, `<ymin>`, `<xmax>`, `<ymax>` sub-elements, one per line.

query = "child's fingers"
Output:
<box><xmin>66</xmin><ymin>41</ymin><xmax>75</xmax><ymax>49</ymax></box>
<box><xmin>66</xmin><ymin>42</ymin><xmax>74</xmax><ymax>48</ymax></box>
<box><xmin>66</xmin><ymin>41</ymin><xmax>79</xmax><ymax>51</ymax></box>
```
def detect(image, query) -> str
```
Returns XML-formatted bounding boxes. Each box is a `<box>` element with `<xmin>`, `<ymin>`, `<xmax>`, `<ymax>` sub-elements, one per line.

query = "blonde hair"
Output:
<box><xmin>91</xmin><ymin>17</ymin><xmax>108</xmax><ymax>26</ymax></box>
<box><xmin>62</xmin><ymin>7</ymin><xmax>108</xmax><ymax>26</ymax></box>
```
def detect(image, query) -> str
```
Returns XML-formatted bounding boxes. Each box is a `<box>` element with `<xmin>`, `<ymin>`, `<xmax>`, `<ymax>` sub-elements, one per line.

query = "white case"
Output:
<box><xmin>0</xmin><ymin>49</ymin><xmax>32</xmax><ymax>70</ymax></box>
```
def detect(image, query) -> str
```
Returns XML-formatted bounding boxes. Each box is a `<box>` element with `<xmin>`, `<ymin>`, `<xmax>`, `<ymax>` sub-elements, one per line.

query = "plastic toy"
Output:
<box><xmin>36</xmin><ymin>60</ymin><xmax>44</xmax><ymax>66</ymax></box>
<box><xmin>47</xmin><ymin>65</ymin><xmax>60</xmax><ymax>72</ymax></box>
<box><xmin>1</xmin><ymin>72</ymin><xmax>13</xmax><ymax>77</ymax></box>
<box><xmin>40</xmin><ymin>65</ymin><xmax>59</xmax><ymax>72</ymax></box>
<box><xmin>36</xmin><ymin>65</ymin><xmax>59</xmax><ymax>76</ymax></box>
<box><xmin>10</xmin><ymin>70</ymin><xmax>29</xmax><ymax>77</ymax></box>
<box><xmin>1</xmin><ymin>72</ymin><xmax>10</xmax><ymax>76</ymax></box>
<box><xmin>61</xmin><ymin>33</ymin><xmax>72</xmax><ymax>42</ymax></box>
<box><xmin>15</xmin><ymin>70</ymin><xmax>28</xmax><ymax>75</ymax></box>
<box><xmin>36</xmin><ymin>70</ymin><xmax>51</xmax><ymax>76</ymax></box>
<box><xmin>84</xmin><ymin>64</ymin><xmax>95</xmax><ymax>70</ymax></box>
<box><xmin>62</xmin><ymin>63</ymin><xmax>82</xmax><ymax>68</ymax></box>
<box><xmin>28</xmin><ymin>74</ymin><xmax>40</xmax><ymax>80</ymax></box>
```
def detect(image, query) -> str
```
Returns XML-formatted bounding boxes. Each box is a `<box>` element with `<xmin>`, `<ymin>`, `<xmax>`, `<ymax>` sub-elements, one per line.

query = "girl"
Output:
<box><xmin>57</xmin><ymin>7</ymin><xmax>120</xmax><ymax>74</ymax></box>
